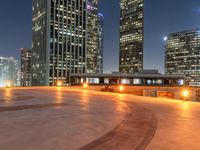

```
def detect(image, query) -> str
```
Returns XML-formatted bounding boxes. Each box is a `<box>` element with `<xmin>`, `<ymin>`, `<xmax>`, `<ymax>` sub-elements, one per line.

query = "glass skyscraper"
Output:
<box><xmin>32</xmin><ymin>0</ymin><xmax>102</xmax><ymax>86</ymax></box>
<box><xmin>165</xmin><ymin>29</ymin><xmax>200</xmax><ymax>86</ymax></box>
<box><xmin>86</xmin><ymin>0</ymin><xmax>103</xmax><ymax>74</ymax></box>
<box><xmin>21</xmin><ymin>48</ymin><xmax>32</xmax><ymax>86</ymax></box>
<box><xmin>32</xmin><ymin>0</ymin><xmax>88</xmax><ymax>86</ymax></box>
<box><xmin>97</xmin><ymin>13</ymin><xmax>104</xmax><ymax>74</ymax></box>
<box><xmin>0</xmin><ymin>57</ymin><xmax>18</xmax><ymax>87</ymax></box>
<box><xmin>119</xmin><ymin>0</ymin><xmax>144</xmax><ymax>74</ymax></box>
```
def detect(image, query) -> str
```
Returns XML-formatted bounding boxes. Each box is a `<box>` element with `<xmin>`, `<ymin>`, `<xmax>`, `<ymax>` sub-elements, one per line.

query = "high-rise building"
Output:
<box><xmin>97</xmin><ymin>13</ymin><xmax>104</xmax><ymax>74</ymax></box>
<box><xmin>32</xmin><ymin>0</ymin><xmax>87</xmax><ymax>86</ymax></box>
<box><xmin>32</xmin><ymin>0</ymin><xmax>102</xmax><ymax>86</ymax></box>
<box><xmin>86</xmin><ymin>0</ymin><xmax>103</xmax><ymax>74</ymax></box>
<box><xmin>21</xmin><ymin>48</ymin><xmax>32</xmax><ymax>86</ymax></box>
<box><xmin>165</xmin><ymin>29</ymin><xmax>200</xmax><ymax>86</ymax></box>
<box><xmin>119</xmin><ymin>0</ymin><xmax>144</xmax><ymax>74</ymax></box>
<box><xmin>0</xmin><ymin>57</ymin><xmax>18</xmax><ymax>87</ymax></box>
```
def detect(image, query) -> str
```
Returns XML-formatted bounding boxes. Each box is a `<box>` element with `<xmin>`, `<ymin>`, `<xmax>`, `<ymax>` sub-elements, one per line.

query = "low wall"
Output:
<box><xmin>11</xmin><ymin>85</ymin><xmax>199</xmax><ymax>101</ymax></box>
<box><xmin>74</xmin><ymin>85</ymin><xmax>198</xmax><ymax>101</ymax></box>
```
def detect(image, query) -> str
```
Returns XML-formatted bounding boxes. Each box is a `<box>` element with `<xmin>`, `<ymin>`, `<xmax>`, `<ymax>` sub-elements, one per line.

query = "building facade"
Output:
<box><xmin>97</xmin><ymin>13</ymin><xmax>104</xmax><ymax>74</ymax></box>
<box><xmin>71</xmin><ymin>70</ymin><xmax>185</xmax><ymax>86</ymax></box>
<box><xmin>86</xmin><ymin>0</ymin><xmax>103</xmax><ymax>74</ymax></box>
<box><xmin>21</xmin><ymin>48</ymin><xmax>32</xmax><ymax>86</ymax></box>
<box><xmin>32</xmin><ymin>0</ymin><xmax>87</xmax><ymax>86</ymax></box>
<box><xmin>119</xmin><ymin>0</ymin><xmax>144</xmax><ymax>74</ymax></box>
<box><xmin>0</xmin><ymin>57</ymin><xmax>18</xmax><ymax>87</ymax></box>
<box><xmin>165</xmin><ymin>29</ymin><xmax>200</xmax><ymax>86</ymax></box>
<box><xmin>32</xmin><ymin>0</ymin><xmax>102</xmax><ymax>86</ymax></box>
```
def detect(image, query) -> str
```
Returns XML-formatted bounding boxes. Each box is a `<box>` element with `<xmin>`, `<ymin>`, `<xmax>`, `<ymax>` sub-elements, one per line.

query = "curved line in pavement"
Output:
<box><xmin>79</xmin><ymin>101</ymin><xmax>158</xmax><ymax>150</ymax></box>
<box><xmin>0</xmin><ymin>96</ymin><xmax>35</xmax><ymax>103</ymax></box>
<box><xmin>0</xmin><ymin>103</ymin><xmax>68</xmax><ymax>112</ymax></box>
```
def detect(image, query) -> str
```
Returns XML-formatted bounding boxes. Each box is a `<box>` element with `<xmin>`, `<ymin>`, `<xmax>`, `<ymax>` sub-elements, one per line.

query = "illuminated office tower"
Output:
<box><xmin>86</xmin><ymin>0</ymin><xmax>103</xmax><ymax>74</ymax></box>
<box><xmin>32</xmin><ymin>0</ymin><xmax>87</xmax><ymax>86</ymax></box>
<box><xmin>0</xmin><ymin>57</ymin><xmax>18</xmax><ymax>87</ymax></box>
<box><xmin>165</xmin><ymin>29</ymin><xmax>200</xmax><ymax>86</ymax></box>
<box><xmin>21</xmin><ymin>48</ymin><xmax>32</xmax><ymax>86</ymax></box>
<box><xmin>32</xmin><ymin>0</ymin><xmax>103</xmax><ymax>86</ymax></box>
<box><xmin>119</xmin><ymin>0</ymin><xmax>144</xmax><ymax>73</ymax></box>
<box><xmin>97</xmin><ymin>13</ymin><xmax>104</xmax><ymax>74</ymax></box>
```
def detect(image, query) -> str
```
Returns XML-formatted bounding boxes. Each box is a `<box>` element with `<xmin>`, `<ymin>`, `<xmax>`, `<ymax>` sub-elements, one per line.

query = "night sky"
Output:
<box><xmin>0</xmin><ymin>0</ymin><xmax>200</xmax><ymax>73</ymax></box>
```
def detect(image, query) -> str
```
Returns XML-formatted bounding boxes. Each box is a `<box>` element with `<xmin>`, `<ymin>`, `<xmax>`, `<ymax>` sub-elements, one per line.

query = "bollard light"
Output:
<box><xmin>182</xmin><ymin>90</ymin><xmax>189</xmax><ymax>97</ymax></box>
<box><xmin>119</xmin><ymin>85</ymin><xmax>124</xmax><ymax>92</ymax></box>
<box><xmin>57</xmin><ymin>81</ymin><xmax>62</xmax><ymax>87</ymax></box>
<box><xmin>83</xmin><ymin>83</ymin><xmax>88</xmax><ymax>88</ymax></box>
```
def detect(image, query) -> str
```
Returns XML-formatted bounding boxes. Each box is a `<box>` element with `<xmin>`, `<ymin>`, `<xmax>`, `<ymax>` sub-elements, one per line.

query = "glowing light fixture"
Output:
<box><xmin>83</xmin><ymin>83</ymin><xmax>88</xmax><ymax>88</ymax></box>
<box><xmin>119</xmin><ymin>85</ymin><xmax>124</xmax><ymax>92</ymax></box>
<box><xmin>6</xmin><ymin>82</ymin><xmax>11</xmax><ymax>88</ymax></box>
<box><xmin>182</xmin><ymin>90</ymin><xmax>189</xmax><ymax>97</ymax></box>
<box><xmin>57</xmin><ymin>81</ymin><xmax>62</xmax><ymax>87</ymax></box>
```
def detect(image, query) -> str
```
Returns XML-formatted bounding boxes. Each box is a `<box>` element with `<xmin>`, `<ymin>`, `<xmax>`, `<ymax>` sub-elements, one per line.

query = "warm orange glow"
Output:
<box><xmin>57</xmin><ymin>81</ymin><xmax>62</xmax><ymax>87</ymax></box>
<box><xmin>83</xmin><ymin>83</ymin><xmax>88</xmax><ymax>88</ymax></box>
<box><xmin>4</xmin><ymin>88</ymin><xmax>12</xmax><ymax>104</ymax></box>
<box><xmin>182</xmin><ymin>90</ymin><xmax>189</xmax><ymax>97</ymax></box>
<box><xmin>119</xmin><ymin>85</ymin><xmax>124</xmax><ymax>92</ymax></box>
<box><xmin>55</xmin><ymin>87</ymin><xmax>63</xmax><ymax>104</ymax></box>
<box><xmin>6</xmin><ymin>82</ymin><xmax>11</xmax><ymax>88</ymax></box>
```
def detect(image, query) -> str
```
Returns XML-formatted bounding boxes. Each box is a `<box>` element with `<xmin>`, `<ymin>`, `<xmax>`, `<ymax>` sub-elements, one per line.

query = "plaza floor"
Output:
<box><xmin>0</xmin><ymin>87</ymin><xmax>200</xmax><ymax>150</ymax></box>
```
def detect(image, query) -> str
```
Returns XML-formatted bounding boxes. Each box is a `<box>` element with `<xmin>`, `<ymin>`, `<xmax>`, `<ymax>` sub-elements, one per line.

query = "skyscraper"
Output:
<box><xmin>86</xmin><ymin>0</ymin><xmax>103</xmax><ymax>74</ymax></box>
<box><xmin>165</xmin><ymin>29</ymin><xmax>200</xmax><ymax>86</ymax></box>
<box><xmin>0</xmin><ymin>57</ymin><xmax>18</xmax><ymax>87</ymax></box>
<box><xmin>32</xmin><ymin>0</ymin><xmax>102</xmax><ymax>86</ymax></box>
<box><xmin>97</xmin><ymin>13</ymin><xmax>104</xmax><ymax>74</ymax></box>
<box><xmin>119</xmin><ymin>0</ymin><xmax>144</xmax><ymax>74</ymax></box>
<box><xmin>21</xmin><ymin>48</ymin><xmax>32</xmax><ymax>86</ymax></box>
<box><xmin>32</xmin><ymin>0</ymin><xmax>87</xmax><ymax>86</ymax></box>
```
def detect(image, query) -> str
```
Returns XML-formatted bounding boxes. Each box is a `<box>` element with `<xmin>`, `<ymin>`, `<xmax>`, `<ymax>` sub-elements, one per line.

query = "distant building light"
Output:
<box><xmin>98</xmin><ymin>13</ymin><xmax>104</xmax><ymax>18</ymax></box>
<box><xmin>178</xmin><ymin>79</ymin><xmax>184</xmax><ymax>85</ymax></box>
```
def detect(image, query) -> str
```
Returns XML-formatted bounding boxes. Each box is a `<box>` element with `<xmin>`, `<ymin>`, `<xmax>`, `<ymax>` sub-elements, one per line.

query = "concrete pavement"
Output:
<box><xmin>0</xmin><ymin>87</ymin><xmax>200</xmax><ymax>150</ymax></box>
<box><xmin>0</xmin><ymin>87</ymin><xmax>128</xmax><ymax>150</ymax></box>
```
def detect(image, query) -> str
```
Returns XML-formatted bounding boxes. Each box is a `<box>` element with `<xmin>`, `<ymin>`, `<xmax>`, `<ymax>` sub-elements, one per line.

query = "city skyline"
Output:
<box><xmin>0</xmin><ymin>0</ymin><xmax>200</xmax><ymax>73</ymax></box>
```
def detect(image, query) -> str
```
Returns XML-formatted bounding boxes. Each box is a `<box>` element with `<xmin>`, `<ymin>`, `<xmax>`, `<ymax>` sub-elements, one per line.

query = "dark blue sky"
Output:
<box><xmin>0</xmin><ymin>0</ymin><xmax>200</xmax><ymax>73</ymax></box>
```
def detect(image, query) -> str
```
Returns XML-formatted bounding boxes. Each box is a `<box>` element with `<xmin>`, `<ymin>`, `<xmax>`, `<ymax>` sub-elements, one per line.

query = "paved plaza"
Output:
<box><xmin>0</xmin><ymin>87</ymin><xmax>200</xmax><ymax>150</ymax></box>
